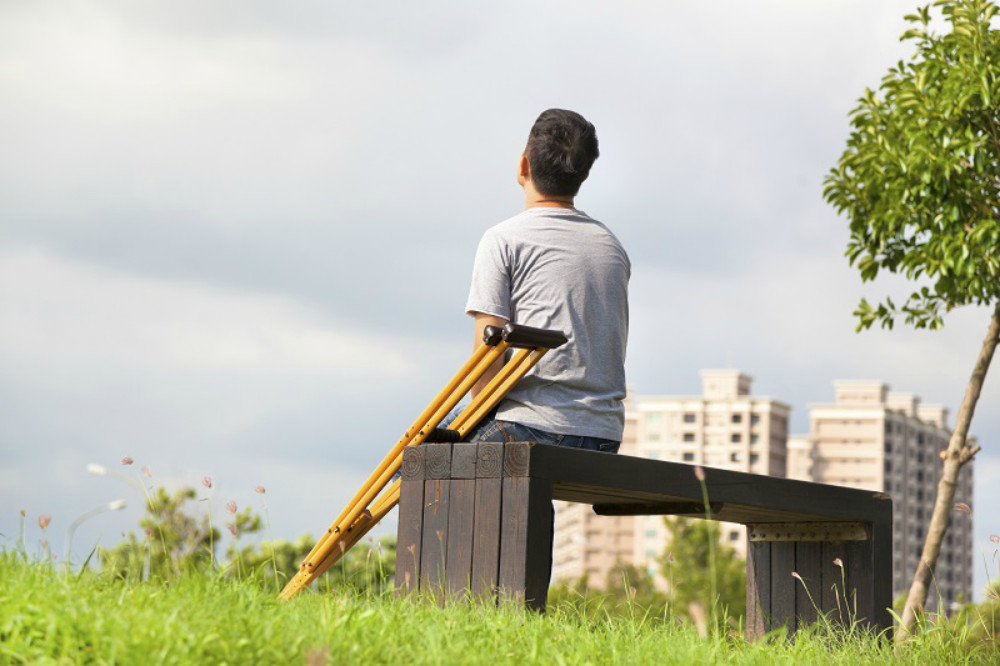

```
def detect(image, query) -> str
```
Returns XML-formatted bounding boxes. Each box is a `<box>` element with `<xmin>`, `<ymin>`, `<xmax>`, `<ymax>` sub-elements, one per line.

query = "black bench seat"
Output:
<box><xmin>395</xmin><ymin>441</ymin><xmax>893</xmax><ymax>638</ymax></box>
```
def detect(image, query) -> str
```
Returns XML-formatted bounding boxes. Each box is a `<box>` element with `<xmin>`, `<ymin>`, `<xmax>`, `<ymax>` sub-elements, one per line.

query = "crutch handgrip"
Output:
<box><xmin>502</xmin><ymin>322</ymin><xmax>568</xmax><ymax>349</ymax></box>
<box><xmin>424</xmin><ymin>428</ymin><xmax>463</xmax><ymax>443</ymax></box>
<box><xmin>482</xmin><ymin>325</ymin><xmax>504</xmax><ymax>346</ymax></box>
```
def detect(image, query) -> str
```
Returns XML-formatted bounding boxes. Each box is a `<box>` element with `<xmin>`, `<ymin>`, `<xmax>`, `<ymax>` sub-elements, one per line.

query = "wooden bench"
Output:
<box><xmin>395</xmin><ymin>441</ymin><xmax>893</xmax><ymax>638</ymax></box>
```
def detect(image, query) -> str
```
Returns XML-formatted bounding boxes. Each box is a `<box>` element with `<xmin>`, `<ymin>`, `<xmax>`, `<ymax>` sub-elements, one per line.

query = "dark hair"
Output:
<box><xmin>525</xmin><ymin>109</ymin><xmax>599</xmax><ymax>197</ymax></box>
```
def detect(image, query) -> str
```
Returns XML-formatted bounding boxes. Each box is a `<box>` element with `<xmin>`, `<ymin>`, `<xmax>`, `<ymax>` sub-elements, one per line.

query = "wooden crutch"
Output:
<box><xmin>279</xmin><ymin>323</ymin><xmax>567</xmax><ymax>600</ymax></box>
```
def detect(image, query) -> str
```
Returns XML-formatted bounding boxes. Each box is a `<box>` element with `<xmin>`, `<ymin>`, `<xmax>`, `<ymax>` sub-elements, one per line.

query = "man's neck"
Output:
<box><xmin>523</xmin><ymin>185</ymin><xmax>575</xmax><ymax>210</ymax></box>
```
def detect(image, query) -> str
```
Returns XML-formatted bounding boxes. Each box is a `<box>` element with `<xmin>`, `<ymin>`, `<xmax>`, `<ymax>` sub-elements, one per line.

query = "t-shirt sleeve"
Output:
<box><xmin>465</xmin><ymin>229</ymin><xmax>512</xmax><ymax>320</ymax></box>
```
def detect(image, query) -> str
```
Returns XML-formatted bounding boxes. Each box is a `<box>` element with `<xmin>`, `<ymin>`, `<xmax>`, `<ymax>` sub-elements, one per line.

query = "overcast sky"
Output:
<box><xmin>2</xmin><ymin>1</ymin><xmax>997</xmax><ymax>598</ymax></box>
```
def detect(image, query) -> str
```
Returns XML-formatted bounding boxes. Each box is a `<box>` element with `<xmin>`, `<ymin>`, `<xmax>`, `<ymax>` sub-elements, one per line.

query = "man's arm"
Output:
<box><xmin>471</xmin><ymin>312</ymin><xmax>508</xmax><ymax>398</ymax></box>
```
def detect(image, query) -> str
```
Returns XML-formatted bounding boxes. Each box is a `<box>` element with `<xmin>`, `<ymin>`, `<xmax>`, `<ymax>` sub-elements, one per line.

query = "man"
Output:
<box><xmin>464</xmin><ymin>109</ymin><xmax>630</xmax><ymax>451</ymax></box>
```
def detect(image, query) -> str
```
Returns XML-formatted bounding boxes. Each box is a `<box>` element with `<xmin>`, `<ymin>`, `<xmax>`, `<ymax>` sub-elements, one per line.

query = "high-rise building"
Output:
<box><xmin>552</xmin><ymin>373</ymin><xmax>975</xmax><ymax>612</ymax></box>
<box><xmin>552</xmin><ymin>370</ymin><xmax>790</xmax><ymax>586</ymax></box>
<box><xmin>787</xmin><ymin>380</ymin><xmax>974</xmax><ymax>609</ymax></box>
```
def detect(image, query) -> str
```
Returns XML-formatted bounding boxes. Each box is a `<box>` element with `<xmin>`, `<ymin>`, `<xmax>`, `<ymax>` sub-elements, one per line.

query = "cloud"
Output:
<box><xmin>0</xmin><ymin>246</ymin><xmax>445</xmax><ymax>462</ymax></box>
<box><xmin>1</xmin><ymin>0</ymin><xmax>997</xmax><ymax>601</ymax></box>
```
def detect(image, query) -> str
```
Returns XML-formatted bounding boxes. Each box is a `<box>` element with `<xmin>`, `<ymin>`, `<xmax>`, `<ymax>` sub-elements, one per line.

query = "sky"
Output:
<box><xmin>2</xmin><ymin>1</ymin><xmax>998</xmax><ymax>599</ymax></box>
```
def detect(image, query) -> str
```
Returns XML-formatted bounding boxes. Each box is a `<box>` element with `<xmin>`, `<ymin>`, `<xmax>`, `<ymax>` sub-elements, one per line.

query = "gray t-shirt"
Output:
<box><xmin>465</xmin><ymin>207</ymin><xmax>630</xmax><ymax>441</ymax></box>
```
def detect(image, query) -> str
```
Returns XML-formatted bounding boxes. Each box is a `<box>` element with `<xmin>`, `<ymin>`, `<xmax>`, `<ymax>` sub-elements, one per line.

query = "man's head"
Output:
<box><xmin>521</xmin><ymin>109</ymin><xmax>599</xmax><ymax>198</ymax></box>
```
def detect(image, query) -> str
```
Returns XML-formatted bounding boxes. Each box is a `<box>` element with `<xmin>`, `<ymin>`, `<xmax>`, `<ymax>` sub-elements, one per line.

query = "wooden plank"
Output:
<box><xmin>871</xmin><ymin>520</ymin><xmax>894</xmax><ymax>634</ymax></box>
<box><xmin>451</xmin><ymin>443</ymin><xmax>478</xmax><ymax>479</ymax></box>
<box><xmin>532</xmin><ymin>445</ymin><xmax>892</xmax><ymax>523</ymax></box>
<box><xmin>425</xmin><ymin>443</ymin><xmax>453</xmax><ymax>480</ymax></box>
<box><xmin>420</xmin><ymin>478</ymin><xmax>451</xmax><ymax>595</ymax></box>
<box><xmin>503</xmin><ymin>441</ymin><xmax>531</xmax><ymax>477</ymax></box>
<box><xmin>523</xmin><ymin>479</ymin><xmax>554</xmax><ymax>610</ymax></box>
<box><xmin>420</xmin><ymin>443</ymin><xmax>453</xmax><ymax>596</ymax></box>
<box><xmin>471</xmin><ymin>442</ymin><xmax>503</xmax><ymax>600</ymax></box>
<box><xmin>498</xmin><ymin>475</ymin><xmax>553</xmax><ymax>610</ymax></box>
<box><xmin>844</xmin><ymin>533</ymin><xmax>874</xmax><ymax>629</ymax></box>
<box><xmin>395</xmin><ymin>446</ymin><xmax>426</xmax><ymax>596</ymax></box>
<box><xmin>745</xmin><ymin>537</ymin><xmax>770</xmax><ymax>640</ymax></box>
<box><xmin>794</xmin><ymin>541</ymin><xmax>822</xmax><ymax>627</ymax></box>
<box><xmin>750</xmin><ymin>522</ymin><xmax>867</xmax><ymax>542</ymax></box>
<box><xmin>769</xmin><ymin>541</ymin><xmax>796</xmax><ymax>635</ymax></box>
<box><xmin>593</xmin><ymin>501</ymin><xmax>723</xmax><ymax>516</ymax></box>
<box><xmin>821</xmin><ymin>541</ymin><xmax>846</xmax><ymax>625</ymax></box>
<box><xmin>446</xmin><ymin>478</ymin><xmax>475</xmax><ymax>596</ymax></box>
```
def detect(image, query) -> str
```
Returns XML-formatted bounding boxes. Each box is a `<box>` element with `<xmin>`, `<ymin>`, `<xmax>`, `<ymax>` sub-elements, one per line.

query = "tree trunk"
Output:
<box><xmin>896</xmin><ymin>301</ymin><xmax>1000</xmax><ymax>643</ymax></box>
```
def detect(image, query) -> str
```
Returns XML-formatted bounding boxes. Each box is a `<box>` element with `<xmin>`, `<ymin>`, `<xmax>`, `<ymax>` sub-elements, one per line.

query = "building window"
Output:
<box><xmin>729</xmin><ymin>530</ymin><xmax>741</xmax><ymax>541</ymax></box>
<box><xmin>731</xmin><ymin>414</ymin><xmax>742</xmax><ymax>424</ymax></box>
<box><xmin>682</xmin><ymin>452</ymin><xmax>695</xmax><ymax>462</ymax></box>
<box><xmin>751</xmin><ymin>414</ymin><xmax>760</xmax><ymax>425</ymax></box>
<box><xmin>749</xmin><ymin>453</ymin><xmax>759</xmax><ymax>464</ymax></box>
<box><xmin>730</xmin><ymin>453</ymin><xmax>740</xmax><ymax>462</ymax></box>
<box><xmin>731</xmin><ymin>433</ymin><xmax>741</xmax><ymax>443</ymax></box>
<box><xmin>683</xmin><ymin>432</ymin><xmax>695</xmax><ymax>442</ymax></box>
<box><xmin>750</xmin><ymin>434</ymin><xmax>759</xmax><ymax>444</ymax></box>
<box><xmin>683</xmin><ymin>413</ymin><xmax>696</xmax><ymax>423</ymax></box>
<box><xmin>884</xmin><ymin>460</ymin><xmax>892</xmax><ymax>473</ymax></box>
<box><xmin>647</xmin><ymin>413</ymin><xmax>661</xmax><ymax>425</ymax></box>
<box><xmin>648</xmin><ymin>433</ymin><xmax>661</xmax><ymax>441</ymax></box>
<box><xmin>646</xmin><ymin>530</ymin><xmax>657</xmax><ymax>538</ymax></box>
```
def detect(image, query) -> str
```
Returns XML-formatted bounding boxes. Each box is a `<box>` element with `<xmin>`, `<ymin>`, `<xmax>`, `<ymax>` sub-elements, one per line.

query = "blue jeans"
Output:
<box><xmin>466</xmin><ymin>413</ymin><xmax>620</xmax><ymax>453</ymax></box>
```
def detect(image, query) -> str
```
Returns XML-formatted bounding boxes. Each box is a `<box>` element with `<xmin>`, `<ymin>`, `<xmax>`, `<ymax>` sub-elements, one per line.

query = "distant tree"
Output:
<box><xmin>823</xmin><ymin>0</ymin><xmax>1000</xmax><ymax>642</ymax></box>
<box><xmin>659</xmin><ymin>517</ymin><xmax>745</xmax><ymax>629</ymax></box>
<box><xmin>99</xmin><ymin>484</ymin><xmax>395</xmax><ymax>593</ymax></box>
<box><xmin>546</xmin><ymin>563</ymin><xmax>669</xmax><ymax>623</ymax></box>
<box><xmin>100</xmin><ymin>486</ymin><xmax>220</xmax><ymax>580</ymax></box>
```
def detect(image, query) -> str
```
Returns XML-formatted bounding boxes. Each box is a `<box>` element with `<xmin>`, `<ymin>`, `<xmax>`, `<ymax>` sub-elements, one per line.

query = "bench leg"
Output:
<box><xmin>746</xmin><ymin>521</ymin><xmax>892</xmax><ymax>638</ymax></box>
<box><xmin>498</xmin><ymin>475</ymin><xmax>553</xmax><ymax>610</ymax></box>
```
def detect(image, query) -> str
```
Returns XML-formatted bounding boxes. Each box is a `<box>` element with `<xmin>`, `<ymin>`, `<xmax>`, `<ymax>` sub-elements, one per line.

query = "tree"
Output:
<box><xmin>659</xmin><ymin>517</ymin><xmax>745</xmax><ymax>630</ymax></box>
<box><xmin>823</xmin><ymin>0</ymin><xmax>1000</xmax><ymax>642</ymax></box>
<box><xmin>100</xmin><ymin>486</ymin><xmax>221</xmax><ymax>580</ymax></box>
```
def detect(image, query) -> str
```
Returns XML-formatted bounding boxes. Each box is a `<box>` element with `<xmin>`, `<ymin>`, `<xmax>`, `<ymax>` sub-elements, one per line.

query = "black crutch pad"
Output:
<box><xmin>502</xmin><ymin>322</ymin><xmax>568</xmax><ymax>349</ymax></box>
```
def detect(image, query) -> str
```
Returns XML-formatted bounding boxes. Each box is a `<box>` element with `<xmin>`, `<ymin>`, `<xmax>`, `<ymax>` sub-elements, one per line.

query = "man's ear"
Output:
<box><xmin>517</xmin><ymin>152</ymin><xmax>530</xmax><ymax>186</ymax></box>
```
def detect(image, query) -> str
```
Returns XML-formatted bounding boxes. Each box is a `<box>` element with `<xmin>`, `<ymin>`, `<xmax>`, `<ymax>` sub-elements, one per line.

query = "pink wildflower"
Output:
<box><xmin>141</xmin><ymin>466</ymin><xmax>152</xmax><ymax>478</ymax></box>
<box><xmin>202</xmin><ymin>476</ymin><xmax>212</xmax><ymax>489</ymax></box>
<box><xmin>693</xmin><ymin>465</ymin><xmax>705</xmax><ymax>481</ymax></box>
<box><xmin>954</xmin><ymin>502</ymin><xmax>972</xmax><ymax>514</ymax></box>
<box><xmin>38</xmin><ymin>514</ymin><xmax>51</xmax><ymax>529</ymax></box>
<box><xmin>226</xmin><ymin>501</ymin><xmax>237</xmax><ymax>514</ymax></box>
<box><xmin>832</xmin><ymin>557</ymin><xmax>843</xmax><ymax>568</ymax></box>
<box><xmin>989</xmin><ymin>534</ymin><xmax>999</xmax><ymax>544</ymax></box>
<box><xmin>121</xmin><ymin>456</ymin><xmax>134</xmax><ymax>466</ymax></box>
<box><xmin>254</xmin><ymin>486</ymin><xmax>266</xmax><ymax>494</ymax></box>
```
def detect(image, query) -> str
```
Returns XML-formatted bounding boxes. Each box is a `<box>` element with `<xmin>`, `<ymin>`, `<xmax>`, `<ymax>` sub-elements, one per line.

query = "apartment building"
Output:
<box><xmin>787</xmin><ymin>380</ymin><xmax>974</xmax><ymax>609</ymax></box>
<box><xmin>552</xmin><ymin>370</ymin><xmax>790</xmax><ymax>586</ymax></box>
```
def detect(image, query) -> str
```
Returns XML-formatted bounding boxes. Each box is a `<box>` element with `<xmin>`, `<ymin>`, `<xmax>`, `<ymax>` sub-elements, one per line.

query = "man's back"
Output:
<box><xmin>466</xmin><ymin>206</ymin><xmax>630</xmax><ymax>441</ymax></box>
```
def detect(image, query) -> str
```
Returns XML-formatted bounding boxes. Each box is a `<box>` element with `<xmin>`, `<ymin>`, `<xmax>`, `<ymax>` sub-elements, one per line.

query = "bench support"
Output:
<box><xmin>745</xmin><ymin>521</ymin><xmax>892</xmax><ymax>638</ymax></box>
<box><xmin>395</xmin><ymin>442</ymin><xmax>553</xmax><ymax>610</ymax></box>
<box><xmin>396</xmin><ymin>442</ymin><xmax>893</xmax><ymax>637</ymax></box>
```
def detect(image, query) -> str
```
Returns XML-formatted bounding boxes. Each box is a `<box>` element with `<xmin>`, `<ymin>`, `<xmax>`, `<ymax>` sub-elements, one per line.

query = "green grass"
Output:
<box><xmin>0</xmin><ymin>552</ymin><xmax>995</xmax><ymax>665</ymax></box>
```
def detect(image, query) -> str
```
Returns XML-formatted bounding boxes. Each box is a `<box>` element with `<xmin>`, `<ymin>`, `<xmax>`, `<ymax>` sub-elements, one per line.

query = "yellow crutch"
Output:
<box><xmin>279</xmin><ymin>323</ymin><xmax>567</xmax><ymax>600</ymax></box>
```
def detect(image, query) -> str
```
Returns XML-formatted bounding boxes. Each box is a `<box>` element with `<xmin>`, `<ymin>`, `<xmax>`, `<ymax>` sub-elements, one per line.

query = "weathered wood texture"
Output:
<box><xmin>744</xmin><ymin>523</ymin><xmax>892</xmax><ymax>638</ymax></box>
<box><xmin>395</xmin><ymin>445</ymin><xmax>426</xmax><ymax>595</ymax></box>
<box><xmin>396</xmin><ymin>443</ymin><xmax>892</xmax><ymax>635</ymax></box>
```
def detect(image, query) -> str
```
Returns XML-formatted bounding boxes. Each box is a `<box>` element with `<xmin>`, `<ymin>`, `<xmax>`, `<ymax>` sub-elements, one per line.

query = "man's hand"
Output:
<box><xmin>472</xmin><ymin>313</ymin><xmax>508</xmax><ymax>398</ymax></box>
